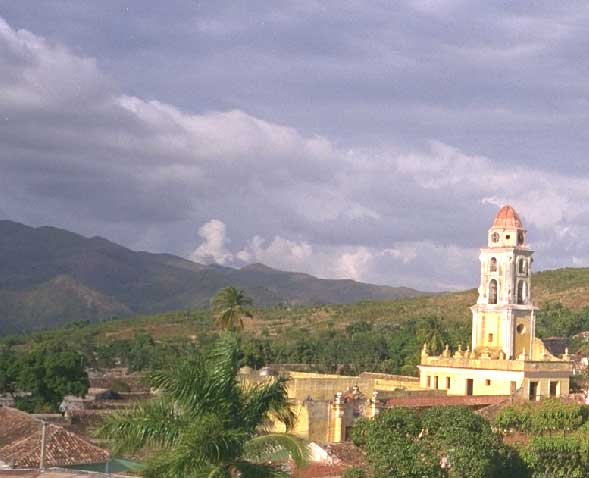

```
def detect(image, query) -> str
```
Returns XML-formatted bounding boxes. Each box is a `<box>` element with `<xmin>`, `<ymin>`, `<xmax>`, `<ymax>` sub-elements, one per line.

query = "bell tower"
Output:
<box><xmin>471</xmin><ymin>205</ymin><xmax>536</xmax><ymax>359</ymax></box>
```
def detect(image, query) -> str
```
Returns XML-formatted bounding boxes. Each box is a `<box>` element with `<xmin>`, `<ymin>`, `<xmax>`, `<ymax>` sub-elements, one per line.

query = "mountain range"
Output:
<box><xmin>0</xmin><ymin>220</ymin><xmax>422</xmax><ymax>334</ymax></box>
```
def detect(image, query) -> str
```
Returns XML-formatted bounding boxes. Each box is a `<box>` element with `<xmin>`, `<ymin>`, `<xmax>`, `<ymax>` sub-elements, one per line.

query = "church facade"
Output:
<box><xmin>418</xmin><ymin>205</ymin><xmax>573</xmax><ymax>400</ymax></box>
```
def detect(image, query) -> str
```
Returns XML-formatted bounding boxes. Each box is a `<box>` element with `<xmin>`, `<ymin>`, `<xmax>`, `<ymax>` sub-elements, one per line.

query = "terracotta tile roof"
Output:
<box><xmin>0</xmin><ymin>472</ymin><xmax>40</xmax><ymax>478</ymax></box>
<box><xmin>386</xmin><ymin>395</ymin><xmax>508</xmax><ymax>408</ymax></box>
<box><xmin>475</xmin><ymin>398</ymin><xmax>513</xmax><ymax>421</ymax></box>
<box><xmin>0</xmin><ymin>407</ymin><xmax>109</xmax><ymax>469</ymax></box>
<box><xmin>323</xmin><ymin>443</ymin><xmax>364</xmax><ymax>466</ymax></box>
<box><xmin>0</xmin><ymin>470</ymin><xmax>126</xmax><ymax>478</ymax></box>
<box><xmin>492</xmin><ymin>205</ymin><xmax>523</xmax><ymax>229</ymax></box>
<box><xmin>0</xmin><ymin>407</ymin><xmax>42</xmax><ymax>448</ymax></box>
<box><xmin>0</xmin><ymin>424</ymin><xmax>109</xmax><ymax>469</ymax></box>
<box><xmin>294</xmin><ymin>463</ymin><xmax>343</xmax><ymax>478</ymax></box>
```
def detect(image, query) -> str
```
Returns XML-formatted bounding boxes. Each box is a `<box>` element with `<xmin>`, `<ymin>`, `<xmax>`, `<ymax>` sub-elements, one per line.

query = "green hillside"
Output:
<box><xmin>3</xmin><ymin>267</ymin><xmax>589</xmax><ymax>378</ymax></box>
<box><xmin>28</xmin><ymin>267</ymin><xmax>589</xmax><ymax>343</ymax></box>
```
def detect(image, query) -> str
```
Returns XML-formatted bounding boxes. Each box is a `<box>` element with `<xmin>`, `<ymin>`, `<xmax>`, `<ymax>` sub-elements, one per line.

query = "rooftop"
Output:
<box><xmin>0</xmin><ymin>470</ymin><xmax>127</xmax><ymax>478</ymax></box>
<box><xmin>386</xmin><ymin>394</ymin><xmax>508</xmax><ymax>408</ymax></box>
<box><xmin>492</xmin><ymin>205</ymin><xmax>523</xmax><ymax>229</ymax></box>
<box><xmin>0</xmin><ymin>407</ymin><xmax>109</xmax><ymax>469</ymax></box>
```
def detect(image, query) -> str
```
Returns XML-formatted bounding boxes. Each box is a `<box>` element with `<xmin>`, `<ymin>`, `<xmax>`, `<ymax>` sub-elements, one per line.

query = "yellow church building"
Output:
<box><xmin>418</xmin><ymin>205</ymin><xmax>573</xmax><ymax>400</ymax></box>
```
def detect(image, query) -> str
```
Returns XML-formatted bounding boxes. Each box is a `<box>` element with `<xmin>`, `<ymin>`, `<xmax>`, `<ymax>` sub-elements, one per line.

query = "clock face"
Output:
<box><xmin>517</xmin><ymin>231</ymin><xmax>525</xmax><ymax>245</ymax></box>
<box><xmin>491</xmin><ymin>232</ymin><xmax>500</xmax><ymax>243</ymax></box>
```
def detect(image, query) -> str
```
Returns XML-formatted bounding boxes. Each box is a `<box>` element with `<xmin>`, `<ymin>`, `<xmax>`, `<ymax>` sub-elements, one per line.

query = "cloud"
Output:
<box><xmin>190</xmin><ymin>219</ymin><xmax>232</xmax><ymax>265</ymax></box>
<box><xmin>2</xmin><ymin>13</ymin><xmax>589</xmax><ymax>291</ymax></box>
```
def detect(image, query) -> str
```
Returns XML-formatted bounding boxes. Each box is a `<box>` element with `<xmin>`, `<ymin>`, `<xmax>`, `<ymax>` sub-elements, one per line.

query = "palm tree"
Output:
<box><xmin>211</xmin><ymin>287</ymin><xmax>253</xmax><ymax>332</ymax></box>
<box><xmin>97</xmin><ymin>334</ymin><xmax>307</xmax><ymax>478</ymax></box>
<box><xmin>418</xmin><ymin>317</ymin><xmax>448</xmax><ymax>355</ymax></box>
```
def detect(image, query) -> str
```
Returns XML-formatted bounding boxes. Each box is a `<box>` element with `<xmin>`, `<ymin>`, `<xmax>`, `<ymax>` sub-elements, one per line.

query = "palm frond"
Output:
<box><xmin>206</xmin><ymin>333</ymin><xmax>241</xmax><ymax>393</ymax></box>
<box><xmin>141</xmin><ymin>417</ymin><xmax>245</xmax><ymax>478</ymax></box>
<box><xmin>179</xmin><ymin>418</ymin><xmax>247</xmax><ymax>465</ymax></box>
<box><xmin>141</xmin><ymin>447</ymin><xmax>207</xmax><ymax>478</ymax></box>
<box><xmin>242</xmin><ymin>376</ymin><xmax>296</xmax><ymax>431</ymax></box>
<box><xmin>244</xmin><ymin>433</ymin><xmax>309</xmax><ymax>468</ymax></box>
<box><xmin>95</xmin><ymin>398</ymin><xmax>185</xmax><ymax>454</ymax></box>
<box><xmin>147</xmin><ymin>356</ymin><xmax>207</xmax><ymax>404</ymax></box>
<box><xmin>149</xmin><ymin>335</ymin><xmax>241</xmax><ymax>421</ymax></box>
<box><xmin>234</xmin><ymin>461</ymin><xmax>287</xmax><ymax>478</ymax></box>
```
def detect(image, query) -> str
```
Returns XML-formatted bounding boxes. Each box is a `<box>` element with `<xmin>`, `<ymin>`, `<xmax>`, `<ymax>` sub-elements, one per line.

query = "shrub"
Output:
<box><xmin>343</xmin><ymin>466</ymin><xmax>366</xmax><ymax>478</ymax></box>
<box><xmin>495</xmin><ymin>400</ymin><xmax>587</xmax><ymax>436</ymax></box>
<box><xmin>530</xmin><ymin>400</ymin><xmax>587</xmax><ymax>435</ymax></box>
<box><xmin>523</xmin><ymin>436</ymin><xmax>589</xmax><ymax>478</ymax></box>
<box><xmin>109</xmin><ymin>378</ymin><xmax>131</xmax><ymax>393</ymax></box>
<box><xmin>496</xmin><ymin>404</ymin><xmax>532</xmax><ymax>433</ymax></box>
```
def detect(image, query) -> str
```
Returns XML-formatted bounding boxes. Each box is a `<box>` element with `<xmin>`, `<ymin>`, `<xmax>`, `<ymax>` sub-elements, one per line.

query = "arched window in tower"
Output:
<box><xmin>517</xmin><ymin>280</ymin><xmax>527</xmax><ymax>304</ymax></box>
<box><xmin>489</xmin><ymin>279</ymin><xmax>498</xmax><ymax>304</ymax></box>
<box><xmin>490</xmin><ymin>257</ymin><xmax>497</xmax><ymax>272</ymax></box>
<box><xmin>518</xmin><ymin>258</ymin><xmax>527</xmax><ymax>275</ymax></box>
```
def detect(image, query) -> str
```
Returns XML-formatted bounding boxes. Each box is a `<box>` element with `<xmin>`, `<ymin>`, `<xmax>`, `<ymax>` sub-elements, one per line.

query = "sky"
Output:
<box><xmin>1</xmin><ymin>1</ymin><xmax>589</xmax><ymax>291</ymax></box>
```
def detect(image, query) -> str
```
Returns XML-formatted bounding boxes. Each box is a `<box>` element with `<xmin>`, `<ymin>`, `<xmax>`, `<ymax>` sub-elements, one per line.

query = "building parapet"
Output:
<box><xmin>420</xmin><ymin>355</ymin><xmax>573</xmax><ymax>372</ymax></box>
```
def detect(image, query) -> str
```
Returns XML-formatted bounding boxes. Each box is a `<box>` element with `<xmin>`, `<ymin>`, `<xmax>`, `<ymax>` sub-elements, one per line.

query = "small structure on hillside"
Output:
<box><xmin>418</xmin><ymin>205</ymin><xmax>573</xmax><ymax>400</ymax></box>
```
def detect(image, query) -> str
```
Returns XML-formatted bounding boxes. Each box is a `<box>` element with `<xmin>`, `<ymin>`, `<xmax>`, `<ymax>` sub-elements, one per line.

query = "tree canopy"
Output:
<box><xmin>353</xmin><ymin>406</ymin><xmax>517</xmax><ymax>478</ymax></box>
<box><xmin>0</xmin><ymin>342</ymin><xmax>88</xmax><ymax>412</ymax></box>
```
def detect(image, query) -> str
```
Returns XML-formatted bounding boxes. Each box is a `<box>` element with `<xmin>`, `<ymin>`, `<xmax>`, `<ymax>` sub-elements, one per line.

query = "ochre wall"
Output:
<box><xmin>250</xmin><ymin>371</ymin><xmax>420</xmax><ymax>402</ymax></box>
<box><xmin>419</xmin><ymin>366</ymin><xmax>522</xmax><ymax>396</ymax></box>
<box><xmin>419</xmin><ymin>363</ymin><xmax>571</xmax><ymax>398</ymax></box>
<box><xmin>513</xmin><ymin>310</ymin><xmax>533</xmax><ymax>358</ymax></box>
<box><xmin>476</xmin><ymin>310</ymin><xmax>503</xmax><ymax>349</ymax></box>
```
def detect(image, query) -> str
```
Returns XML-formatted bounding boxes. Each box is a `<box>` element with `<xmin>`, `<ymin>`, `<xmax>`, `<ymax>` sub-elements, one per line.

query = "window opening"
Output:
<box><xmin>517</xmin><ymin>281</ymin><xmax>526</xmax><ymax>304</ymax></box>
<box><xmin>489</xmin><ymin>279</ymin><xmax>498</xmax><ymax>304</ymax></box>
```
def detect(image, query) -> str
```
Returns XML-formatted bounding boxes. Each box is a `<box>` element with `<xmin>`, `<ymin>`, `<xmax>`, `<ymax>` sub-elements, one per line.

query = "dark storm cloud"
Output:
<box><xmin>1</xmin><ymin>3</ymin><xmax>589</xmax><ymax>290</ymax></box>
<box><xmin>3</xmin><ymin>1</ymin><xmax>589</xmax><ymax>161</ymax></box>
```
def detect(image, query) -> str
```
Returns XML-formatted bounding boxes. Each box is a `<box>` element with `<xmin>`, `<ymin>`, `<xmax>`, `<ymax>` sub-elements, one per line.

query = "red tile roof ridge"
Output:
<box><xmin>0</xmin><ymin>406</ymin><xmax>45</xmax><ymax>424</ymax></box>
<box><xmin>386</xmin><ymin>395</ymin><xmax>509</xmax><ymax>407</ymax></box>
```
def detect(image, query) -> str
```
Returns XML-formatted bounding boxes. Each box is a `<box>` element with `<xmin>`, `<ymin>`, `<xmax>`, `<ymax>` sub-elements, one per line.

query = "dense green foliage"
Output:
<box><xmin>523</xmin><ymin>436</ymin><xmax>589</xmax><ymax>478</ymax></box>
<box><xmin>97</xmin><ymin>334</ymin><xmax>307</xmax><ymax>478</ymax></box>
<box><xmin>92</xmin><ymin>333</ymin><xmax>192</xmax><ymax>371</ymax></box>
<box><xmin>355</xmin><ymin>402</ymin><xmax>589</xmax><ymax>478</ymax></box>
<box><xmin>536</xmin><ymin>302</ymin><xmax>589</xmax><ymax>339</ymax></box>
<box><xmin>240</xmin><ymin>317</ymin><xmax>470</xmax><ymax>375</ymax></box>
<box><xmin>342</xmin><ymin>466</ymin><xmax>367</xmax><ymax>478</ymax></box>
<box><xmin>354</xmin><ymin>406</ymin><xmax>515</xmax><ymax>478</ymax></box>
<box><xmin>495</xmin><ymin>400</ymin><xmax>588</xmax><ymax>436</ymax></box>
<box><xmin>493</xmin><ymin>400</ymin><xmax>589</xmax><ymax>478</ymax></box>
<box><xmin>0</xmin><ymin>343</ymin><xmax>88</xmax><ymax>412</ymax></box>
<box><xmin>0</xmin><ymin>298</ymin><xmax>584</xmax><ymax>414</ymax></box>
<box><xmin>0</xmin><ymin>311</ymin><xmax>470</xmax><ymax>377</ymax></box>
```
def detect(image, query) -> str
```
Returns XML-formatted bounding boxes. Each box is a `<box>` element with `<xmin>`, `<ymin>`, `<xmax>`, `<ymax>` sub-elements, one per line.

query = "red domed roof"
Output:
<box><xmin>492</xmin><ymin>205</ymin><xmax>523</xmax><ymax>229</ymax></box>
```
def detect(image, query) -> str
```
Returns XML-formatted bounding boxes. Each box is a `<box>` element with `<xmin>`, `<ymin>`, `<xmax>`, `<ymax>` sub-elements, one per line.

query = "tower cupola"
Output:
<box><xmin>488</xmin><ymin>205</ymin><xmax>527</xmax><ymax>248</ymax></box>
